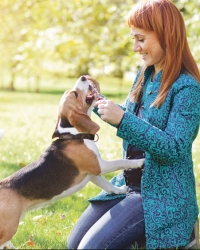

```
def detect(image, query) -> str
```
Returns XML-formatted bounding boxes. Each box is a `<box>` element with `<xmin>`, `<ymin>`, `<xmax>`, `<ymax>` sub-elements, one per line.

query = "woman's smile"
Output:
<box><xmin>131</xmin><ymin>26</ymin><xmax>165</xmax><ymax>75</ymax></box>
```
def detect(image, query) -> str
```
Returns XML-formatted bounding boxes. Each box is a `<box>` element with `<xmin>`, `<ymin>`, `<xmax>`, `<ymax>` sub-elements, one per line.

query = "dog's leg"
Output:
<box><xmin>98</xmin><ymin>158</ymin><xmax>144</xmax><ymax>174</ymax></box>
<box><xmin>90</xmin><ymin>175</ymin><xmax>126</xmax><ymax>194</ymax></box>
<box><xmin>0</xmin><ymin>212</ymin><xmax>20</xmax><ymax>247</ymax></box>
<box><xmin>0</xmin><ymin>219</ymin><xmax>19</xmax><ymax>247</ymax></box>
<box><xmin>0</xmin><ymin>241</ymin><xmax>16</xmax><ymax>249</ymax></box>
<box><xmin>0</xmin><ymin>191</ymin><xmax>23</xmax><ymax>247</ymax></box>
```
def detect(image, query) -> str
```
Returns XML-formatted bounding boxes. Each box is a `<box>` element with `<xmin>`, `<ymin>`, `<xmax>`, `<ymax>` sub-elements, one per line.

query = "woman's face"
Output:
<box><xmin>131</xmin><ymin>26</ymin><xmax>165</xmax><ymax>74</ymax></box>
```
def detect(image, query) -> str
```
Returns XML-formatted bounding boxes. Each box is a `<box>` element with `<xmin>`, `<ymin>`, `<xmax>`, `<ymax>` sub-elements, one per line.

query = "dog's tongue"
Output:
<box><xmin>86</xmin><ymin>85</ymin><xmax>95</xmax><ymax>104</ymax></box>
<box><xmin>86</xmin><ymin>93</ymin><xmax>95</xmax><ymax>104</ymax></box>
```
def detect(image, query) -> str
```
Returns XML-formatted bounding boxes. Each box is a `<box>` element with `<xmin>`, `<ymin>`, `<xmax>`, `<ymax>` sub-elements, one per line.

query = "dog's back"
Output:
<box><xmin>0</xmin><ymin>140</ymin><xmax>81</xmax><ymax>201</ymax></box>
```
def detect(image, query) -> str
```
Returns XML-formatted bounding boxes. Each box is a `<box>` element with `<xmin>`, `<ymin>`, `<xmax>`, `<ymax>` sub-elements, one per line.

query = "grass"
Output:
<box><xmin>0</xmin><ymin>80</ymin><xmax>200</xmax><ymax>249</ymax></box>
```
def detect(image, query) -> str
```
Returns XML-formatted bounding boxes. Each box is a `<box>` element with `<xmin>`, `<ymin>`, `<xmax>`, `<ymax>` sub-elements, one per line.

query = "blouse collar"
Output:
<box><xmin>144</xmin><ymin>66</ymin><xmax>162</xmax><ymax>83</ymax></box>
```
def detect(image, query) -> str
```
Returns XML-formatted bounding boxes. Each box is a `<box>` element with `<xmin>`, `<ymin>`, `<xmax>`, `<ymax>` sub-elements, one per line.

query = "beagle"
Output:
<box><xmin>0</xmin><ymin>76</ymin><xmax>144</xmax><ymax>248</ymax></box>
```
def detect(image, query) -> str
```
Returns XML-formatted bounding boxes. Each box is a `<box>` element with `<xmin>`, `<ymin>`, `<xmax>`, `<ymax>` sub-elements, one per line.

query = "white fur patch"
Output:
<box><xmin>57</xmin><ymin>123</ymin><xmax>78</xmax><ymax>135</ymax></box>
<box><xmin>0</xmin><ymin>241</ymin><xmax>16</xmax><ymax>249</ymax></box>
<box><xmin>74</xmin><ymin>77</ymin><xmax>89</xmax><ymax>95</ymax></box>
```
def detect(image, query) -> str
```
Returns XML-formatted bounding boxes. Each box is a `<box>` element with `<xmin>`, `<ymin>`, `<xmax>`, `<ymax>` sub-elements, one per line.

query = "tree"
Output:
<box><xmin>0</xmin><ymin>0</ymin><xmax>199</xmax><ymax>90</ymax></box>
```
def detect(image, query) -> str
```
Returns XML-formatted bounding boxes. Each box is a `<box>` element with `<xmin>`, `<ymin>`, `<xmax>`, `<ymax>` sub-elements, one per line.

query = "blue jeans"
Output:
<box><xmin>67</xmin><ymin>186</ymin><xmax>145</xmax><ymax>249</ymax></box>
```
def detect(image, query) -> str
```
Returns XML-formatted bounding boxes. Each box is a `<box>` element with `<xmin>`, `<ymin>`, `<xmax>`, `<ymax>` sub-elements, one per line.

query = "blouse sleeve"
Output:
<box><xmin>117</xmin><ymin>84</ymin><xmax>200</xmax><ymax>165</ymax></box>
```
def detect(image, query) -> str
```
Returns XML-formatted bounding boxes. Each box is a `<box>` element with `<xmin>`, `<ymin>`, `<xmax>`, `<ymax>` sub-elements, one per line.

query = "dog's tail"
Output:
<box><xmin>0</xmin><ymin>130</ymin><xmax>4</xmax><ymax>140</ymax></box>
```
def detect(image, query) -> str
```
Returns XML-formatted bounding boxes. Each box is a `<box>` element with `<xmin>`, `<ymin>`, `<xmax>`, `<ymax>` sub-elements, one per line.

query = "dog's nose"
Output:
<box><xmin>81</xmin><ymin>76</ymin><xmax>86</xmax><ymax>81</ymax></box>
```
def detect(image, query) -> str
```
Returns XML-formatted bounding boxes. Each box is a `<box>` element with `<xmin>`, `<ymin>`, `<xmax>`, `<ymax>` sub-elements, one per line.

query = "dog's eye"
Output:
<box><xmin>71</xmin><ymin>91</ymin><xmax>78</xmax><ymax>98</ymax></box>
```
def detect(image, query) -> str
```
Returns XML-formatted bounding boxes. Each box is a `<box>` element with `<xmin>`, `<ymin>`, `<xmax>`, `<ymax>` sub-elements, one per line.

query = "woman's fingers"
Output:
<box><xmin>94</xmin><ymin>99</ymin><xmax>107</xmax><ymax>107</ymax></box>
<box><xmin>95</xmin><ymin>100</ymin><xmax>125</xmax><ymax>125</ymax></box>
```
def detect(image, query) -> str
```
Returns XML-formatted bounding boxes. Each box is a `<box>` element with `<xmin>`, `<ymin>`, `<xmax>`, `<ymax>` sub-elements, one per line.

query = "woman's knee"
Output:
<box><xmin>67</xmin><ymin>233</ymin><xmax>79</xmax><ymax>250</ymax></box>
<box><xmin>67</xmin><ymin>201</ymin><xmax>119</xmax><ymax>249</ymax></box>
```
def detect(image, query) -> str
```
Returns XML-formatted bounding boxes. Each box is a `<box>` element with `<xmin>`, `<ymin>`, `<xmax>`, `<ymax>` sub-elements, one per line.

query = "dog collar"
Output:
<box><xmin>55</xmin><ymin>133</ymin><xmax>98</xmax><ymax>141</ymax></box>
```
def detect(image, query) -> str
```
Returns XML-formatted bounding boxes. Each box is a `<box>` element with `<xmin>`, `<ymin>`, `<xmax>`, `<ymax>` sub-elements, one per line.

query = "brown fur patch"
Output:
<box><xmin>63</xmin><ymin>140</ymin><xmax>101</xmax><ymax>175</ymax></box>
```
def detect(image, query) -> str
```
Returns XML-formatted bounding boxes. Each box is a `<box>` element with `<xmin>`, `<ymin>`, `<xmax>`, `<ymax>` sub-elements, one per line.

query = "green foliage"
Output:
<box><xmin>174</xmin><ymin>0</ymin><xmax>200</xmax><ymax>68</ymax></box>
<box><xmin>0</xmin><ymin>0</ymin><xmax>199</xmax><ymax>90</ymax></box>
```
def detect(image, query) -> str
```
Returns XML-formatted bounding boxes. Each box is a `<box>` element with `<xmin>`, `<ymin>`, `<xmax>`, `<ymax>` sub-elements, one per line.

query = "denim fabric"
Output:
<box><xmin>67</xmin><ymin>186</ymin><xmax>145</xmax><ymax>250</ymax></box>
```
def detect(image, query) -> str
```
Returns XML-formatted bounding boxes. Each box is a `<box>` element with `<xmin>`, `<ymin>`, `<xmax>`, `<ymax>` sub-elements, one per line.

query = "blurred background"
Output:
<box><xmin>0</xmin><ymin>0</ymin><xmax>199</xmax><ymax>93</ymax></box>
<box><xmin>0</xmin><ymin>1</ymin><xmax>200</xmax><ymax>248</ymax></box>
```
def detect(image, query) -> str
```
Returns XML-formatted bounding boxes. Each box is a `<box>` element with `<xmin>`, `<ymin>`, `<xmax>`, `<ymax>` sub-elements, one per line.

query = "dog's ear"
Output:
<box><xmin>52</xmin><ymin>115</ymin><xmax>60</xmax><ymax>139</ymax></box>
<box><xmin>52</xmin><ymin>129</ymin><xmax>60</xmax><ymax>139</ymax></box>
<box><xmin>68</xmin><ymin>110</ymin><xmax>100</xmax><ymax>134</ymax></box>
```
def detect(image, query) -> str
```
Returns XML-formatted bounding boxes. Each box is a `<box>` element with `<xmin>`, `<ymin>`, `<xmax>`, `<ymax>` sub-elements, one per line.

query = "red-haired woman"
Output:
<box><xmin>67</xmin><ymin>0</ymin><xmax>200</xmax><ymax>249</ymax></box>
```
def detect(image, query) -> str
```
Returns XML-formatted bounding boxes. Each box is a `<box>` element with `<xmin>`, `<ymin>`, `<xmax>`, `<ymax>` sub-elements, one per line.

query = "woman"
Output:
<box><xmin>67</xmin><ymin>0</ymin><xmax>200</xmax><ymax>249</ymax></box>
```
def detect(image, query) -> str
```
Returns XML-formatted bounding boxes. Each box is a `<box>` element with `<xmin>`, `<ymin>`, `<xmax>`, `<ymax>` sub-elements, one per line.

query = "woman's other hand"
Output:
<box><xmin>95</xmin><ymin>99</ymin><xmax>124</xmax><ymax>126</ymax></box>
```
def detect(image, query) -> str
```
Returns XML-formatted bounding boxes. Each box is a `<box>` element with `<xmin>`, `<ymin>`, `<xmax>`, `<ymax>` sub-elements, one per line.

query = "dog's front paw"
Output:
<box><xmin>108</xmin><ymin>185</ymin><xmax>126</xmax><ymax>195</ymax></box>
<box><xmin>128</xmin><ymin>158</ymin><xmax>145</xmax><ymax>169</ymax></box>
<box><xmin>0</xmin><ymin>241</ymin><xmax>16</xmax><ymax>249</ymax></box>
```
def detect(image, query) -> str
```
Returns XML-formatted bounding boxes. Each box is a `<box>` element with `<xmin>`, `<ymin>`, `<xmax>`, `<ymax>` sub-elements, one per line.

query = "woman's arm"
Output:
<box><xmin>117</xmin><ymin>84</ymin><xmax>200</xmax><ymax>165</ymax></box>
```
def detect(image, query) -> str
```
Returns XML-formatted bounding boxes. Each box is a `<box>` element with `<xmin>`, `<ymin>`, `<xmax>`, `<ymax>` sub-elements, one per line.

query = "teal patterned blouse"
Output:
<box><xmin>89</xmin><ymin>66</ymin><xmax>200</xmax><ymax>249</ymax></box>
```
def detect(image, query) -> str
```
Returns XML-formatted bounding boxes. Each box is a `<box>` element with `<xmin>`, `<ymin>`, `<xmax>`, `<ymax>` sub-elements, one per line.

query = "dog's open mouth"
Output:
<box><xmin>86</xmin><ymin>84</ymin><xmax>103</xmax><ymax>104</ymax></box>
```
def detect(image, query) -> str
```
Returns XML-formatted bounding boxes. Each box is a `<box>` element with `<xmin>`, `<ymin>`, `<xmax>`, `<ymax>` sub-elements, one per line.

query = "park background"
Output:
<box><xmin>0</xmin><ymin>0</ymin><xmax>200</xmax><ymax>248</ymax></box>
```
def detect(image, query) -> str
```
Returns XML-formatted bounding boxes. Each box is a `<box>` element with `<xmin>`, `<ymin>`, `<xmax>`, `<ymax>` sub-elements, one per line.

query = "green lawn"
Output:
<box><xmin>0</xmin><ymin>86</ymin><xmax>200</xmax><ymax>249</ymax></box>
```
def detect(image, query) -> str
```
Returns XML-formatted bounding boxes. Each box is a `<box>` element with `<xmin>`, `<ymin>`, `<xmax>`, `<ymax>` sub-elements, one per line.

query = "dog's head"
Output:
<box><xmin>52</xmin><ymin>76</ymin><xmax>101</xmax><ymax>138</ymax></box>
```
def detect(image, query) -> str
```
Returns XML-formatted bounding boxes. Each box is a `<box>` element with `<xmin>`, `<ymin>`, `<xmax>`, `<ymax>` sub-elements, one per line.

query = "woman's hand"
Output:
<box><xmin>95</xmin><ymin>99</ymin><xmax>124</xmax><ymax>126</ymax></box>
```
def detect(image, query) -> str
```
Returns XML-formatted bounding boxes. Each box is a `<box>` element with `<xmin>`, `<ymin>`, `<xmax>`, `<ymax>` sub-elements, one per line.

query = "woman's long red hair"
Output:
<box><xmin>127</xmin><ymin>0</ymin><xmax>200</xmax><ymax>107</ymax></box>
